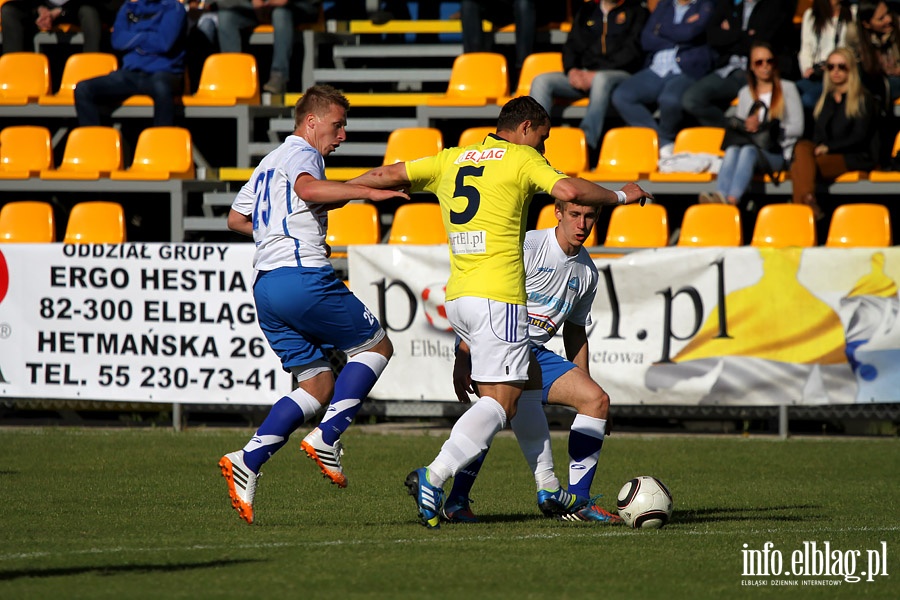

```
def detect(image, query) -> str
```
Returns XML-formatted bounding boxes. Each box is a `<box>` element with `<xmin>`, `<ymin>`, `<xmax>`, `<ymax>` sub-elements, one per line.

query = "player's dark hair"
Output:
<box><xmin>496</xmin><ymin>96</ymin><xmax>550</xmax><ymax>131</ymax></box>
<box><xmin>294</xmin><ymin>84</ymin><xmax>350</xmax><ymax>128</ymax></box>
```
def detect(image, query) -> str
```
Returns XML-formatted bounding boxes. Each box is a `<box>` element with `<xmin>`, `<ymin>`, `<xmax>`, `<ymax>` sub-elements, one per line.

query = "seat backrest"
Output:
<box><xmin>52</xmin><ymin>52</ymin><xmax>118</xmax><ymax>100</ymax></box>
<box><xmin>0</xmin><ymin>52</ymin><xmax>50</xmax><ymax>102</ymax></box>
<box><xmin>751</xmin><ymin>204</ymin><xmax>816</xmax><ymax>247</ymax></box>
<box><xmin>128</xmin><ymin>126</ymin><xmax>195</xmax><ymax>178</ymax></box>
<box><xmin>0</xmin><ymin>125</ymin><xmax>53</xmax><ymax>173</ymax></box>
<box><xmin>326</xmin><ymin>202</ymin><xmax>381</xmax><ymax>251</ymax></box>
<box><xmin>383</xmin><ymin>127</ymin><xmax>444</xmax><ymax>165</ymax></box>
<box><xmin>677</xmin><ymin>203</ymin><xmax>742</xmax><ymax>246</ymax></box>
<box><xmin>445</xmin><ymin>52</ymin><xmax>508</xmax><ymax>100</ymax></box>
<box><xmin>826</xmin><ymin>203</ymin><xmax>892</xmax><ymax>247</ymax></box>
<box><xmin>388</xmin><ymin>202</ymin><xmax>446</xmax><ymax>244</ymax></box>
<box><xmin>596</xmin><ymin>127</ymin><xmax>659</xmax><ymax>174</ymax></box>
<box><xmin>673</xmin><ymin>127</ymin><xmax>726</xmax><ymax>157</ymax></box>
<box><xmin>513</xmin><ymin>52</ymin><xmax>562</xmax><ymax>97</ymax></box>
<box><xmin>63</xmin><ymin>201</ymin><xmax>126</xmax><ymax>244</ymax></box>
<box><xmin>0</xmin><ymin>200</ymin><xmax>55</xmax><ymax>242</ymax></box>
<box><xmin>545</xmin><ymin>127</ymin><xmax>588</xmax><ymax>175</ymax></box>
<box><xmin>536</xmin><ymin>202</ymin><xmax>597</xmax><ymax>246</ymax></box>
<box><xmin>192</xmin><ymin>53</ymin><xmax>259</xmax><ymax>104</ymax></box>
<box><xmin>58</xmin><ymin>126</ymin><xmax>123</xmax><ymax>173</ymax></box>
<box><xmin>605</xmin><ymin>203</ymin><xmax>669</xmax><ymax>248</ymax></box>
<box><xmin>458</xmin><ymin>126</ymin><xmax>495</xmax><ymax>147</ymax></box>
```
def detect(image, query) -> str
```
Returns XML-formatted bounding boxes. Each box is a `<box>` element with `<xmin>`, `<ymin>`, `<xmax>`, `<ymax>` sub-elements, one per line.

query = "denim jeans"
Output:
<box><xmin>218</xmin><ymin>5</ymin><xmax>306</xmax><ymax>76</ymax></box>
<box><xmin>682</xmin><ymin>69</ymin><xmax>746</xmax><ymax>128</ymax></box>
<box><xmin>610</xmin><ymin>68</ymin><xmax>696</xmax><ymax>146</ymax></box>
<box><xmin>529</xmin><ymin>70</ymin><xmax>630</xmax><ymax>148</ymax></box>
<box><xmin>74</xmin><ymin>69</ymin><xmax>184</xmax><ymax>127</ymax></box>
<box><xmin>795</xmin><ymin>78</ymin><xmax>823</xmax><ymax>110</ymax></box>
<box><xmin>716</xmin><ymin>144</ymin><xmax>785</xmax><ymax>200</ymax></box>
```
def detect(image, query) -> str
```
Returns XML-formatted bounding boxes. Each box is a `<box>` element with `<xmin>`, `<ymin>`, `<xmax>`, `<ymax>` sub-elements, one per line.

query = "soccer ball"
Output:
<box><xmin>616</xmin><ymin>476</ymin><xmax>673</xmax><ymax>529</ymax></box>
<box><xmin>421</xmin><ymin>283</ymin><xmax>453</xmax><ymax>332</ymax></box>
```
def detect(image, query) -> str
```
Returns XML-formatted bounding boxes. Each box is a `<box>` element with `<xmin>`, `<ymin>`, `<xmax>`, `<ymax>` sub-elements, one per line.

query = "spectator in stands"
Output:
<box><xmin>682</xmin><ymin>0</ymin><xmax>795</xmax><ymax>130</ymax></box>
<box><xmin>460</xmin><ymin>0</ymin><xmax>536</xmax><ymax>79</ymax></box>
<box><xmin>846</xmin><ymin>0</ymin><xmax>900</xmax><ymax>106</ymax></box>
<box><xmin>701</xmin><ymin>42</ymin><xmax>804</xmax><ymax>206</ymax></box>
<box><xmin>790</xmin><ymin>47</ymin><xmax>878</xmax><ymax>220</ymax></box>
<box><xmin>797</xmin><ymin>0</ymin><xmax>857</xmax><ymax>110</ymax></box>
<box><xmin>610</xmin><ymin>0</ymin><xmax>716</xmax><ymax>155</ymax></box>
<box><xmin>528</xmin><ymin>0</ymin><xmax>647</xmax><ymax>162</ymax></box>
<box><xmin>214</xmin><ymin>0</ymin><xmax>320</xmax><ymax>94</ymax></box>
<box><xmin>74</xmin><ymin>0</ymin><xmax>186</xmax><ymax>127</ymax></box>
<box><xmin>0</xmin><ymin>0</ymin><xmax>121</xmax><ymax>53</ymax></box>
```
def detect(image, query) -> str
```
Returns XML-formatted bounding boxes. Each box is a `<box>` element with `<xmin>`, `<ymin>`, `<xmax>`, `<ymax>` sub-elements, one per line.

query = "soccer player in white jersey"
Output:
<box><xmin>349</xmin><ymin>96</ymin><xmax>651</xmax><ymax>528</ymax></box>
<box><xmin>218</xmin><ymin>84</ymin><xmax>409</xmax><ymax>524</ymax></box>
<box><xmin>443</xmin><ymin>199</ymin><xmax>622</xmax><ymax>523</ymax></box>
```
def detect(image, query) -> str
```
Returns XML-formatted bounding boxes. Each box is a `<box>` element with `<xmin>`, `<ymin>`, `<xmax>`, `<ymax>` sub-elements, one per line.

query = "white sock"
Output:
<box><xmin>428</xmin><ymin>396</ymin><xmax>507</xmax><ymax>488</ymax></box>
<box><xmin>569</xmin><ymin>413</ymin><xmax>606</xmax><ymax>492</ymax></box>
<box><xmin>287</xmin><ymin>386</ymin><xmax>324</xmax><ymax>422</ymax></box>
<box><xmin>510</xmin><ymin>390</ymin><xmax>559</xmax><ymax>491</ymax></box>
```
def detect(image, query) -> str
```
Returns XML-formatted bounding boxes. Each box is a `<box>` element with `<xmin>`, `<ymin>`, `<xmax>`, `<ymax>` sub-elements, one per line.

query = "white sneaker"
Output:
<box><xmin>300</xmin><ymin>427</ymin><xmax>347</xmax><ymax>488</ymax></box>
<box><xmin>659</xmin><ymin>142</ymin><xmax>675</xmax><ymax>159</ymax></box>
<box><xmin>218</xmin><ymin>451</ymin><xmax>258</xmax><ymax>524</ymax></box>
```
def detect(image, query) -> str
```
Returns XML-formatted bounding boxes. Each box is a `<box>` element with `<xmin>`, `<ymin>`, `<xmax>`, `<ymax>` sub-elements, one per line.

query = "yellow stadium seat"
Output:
<box><xmin>38</xmin><ymin>52</ymin><xmax>118</xmax><ymax>105</ymax></box>
<box><xmin>498</xmin><ymin>52</ymin><xmax>562</xmax><ymax>104</ymax></box>
<box><xmin>581</xmin><ymin>127</ymin><xmax>659</xmax><ymax>181</ymax></box>
<box><xmin>426</xmin><ymin>52</ymin><xmax>508</xmax><ymax>106</ymax></box>
<box><xmin>388</xmin><ymin>202</ymin><xmax>446</xmax><ymax>244</ymax></box>
<box><xmin>326</xmin><ymin>202</ymin><xmax>381</xmax><ymax>258</ymax></box>
<box><xmin>0</xmin><ymin>125</ymin><xmax>53</xmax><ymax>179</ymax></box>
<box><xmin>0</xmin><ymin>200</ymin><xmax>56</xmax><ymax>242</ymax></box>
<box><xmin>181</xmin><ymin>53</ymin><xmax>259</xmax><ymax>106</ymax></box>
<box><xmin>751</xmin><ymin>204</ymin><xmax>816</xmax><ymax>247</ymax></box>
<box><xmin>0</xmin><ymin>52</ymin><xmax>50</xmax><ymax>104</ymax></box>
<box><xmin>868</xmin><ymin>132</ymin><xmax>900</xmax><ymax>182</ymax></box>
<box><xmin>383</xmin><ymin>127</ymin><xmax>444</xmax><ymax>164</ymax></box>
<box><xmin>40</xmin><ymin>126</ymin><xmax>123</xmax><ymax>180</ymax></box>
<box><xmin>536</xmin><ymin>202</ymin><xmax>597</xmax><ymax>246</ymax></box>
<box><xmin>605</xmin><ymin>203</ymin><xmax>669</xmax><ymax>248</ymax></box>
<box><xmin>825</xmin><ymin>203</ymin><xmax>892</xmax><ymax>247</ymax></box>
<box><xmin>63</xmin><ymin>201</ymin><xmax>126</xmax><ymax>244</ymax></box>
<box><xmin>544</xmin><ymin>127</ymin><xmax>589</xmax><ymax>176</ymax></box>
<box><xmin>677</xmin><ymin>204</ymin><xmax>742</xmax><ymax>246</ymax></box>
<box><xmin>110</xmin><ymin>127</ymin><xmax>195</xmax><ymax>180</ymax></box>
<box><xmin>650</xmin><ymin>127</ymin><xmax>725</xmax><ymax>182</ymax></box>
<box><xmin>458</xmin><ymin>126</ymin><xmax>496</xmax><ymax>147</ymax></box>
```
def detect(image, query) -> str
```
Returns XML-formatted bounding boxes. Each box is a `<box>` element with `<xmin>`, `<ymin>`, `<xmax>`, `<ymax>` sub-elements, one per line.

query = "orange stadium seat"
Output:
<box><xmin>40</xmin><ymin>126</ymin><xmax>123</xmax><ymax>180</ymax></box>
<box><xmin>498</xmin><ymin>52</ymin><xmax>562</xmax><ymax>104</ymax></box>
<box><xmin>544</xmin><ymin>127</ymin><xmax>589</xmax><ymax>176</ymax></box>
<box><xmin>650</xmin><ymin>127</ymin><xmax>725</xmax><ymax>182</ymax></box>
<box><xmin>388</xmin><ymin>202</ymin><xmax>446</xmax><ymax>244</ymax></box>
<box><xmin>181</xmin><ymin>53</ymin><xmax>260</xmax><ymax>106</ymax></box>
<box><xmin>38</xmin><ymin>52</ymin><xmax>118</xmax><ymax>105</ymax></box>
<box><xmin>677</xmin><ymin>204</ymin><xmax>742</xmax><ymax>246</ymax></box>
<box><xmin>457</xmin><ymin>126</ymin><xmax>495</xmax><ymax>147</ymax></box>
<box><xmin>825</xmin><ymin>204</ymin><xmax>892</xmax><ymax>247</ymax></box>
<box><xmin>383</xmin><ymin>127</ymin><xmax>444</xmax><ymax>164</ymax></box>
<box><xmin>63</xmin><ymin>201</ymin><xmax>126</xmax><ymax>244</ymax></box>
<box><xmin>0</xmin><ymin>200</ymin><xmax>56</xmax><ymax>242</ymax></box>
<box><xmin>110</xmin><ymin>127</ymin><xmax>195</xmax><ymax>180</ymax></box>
<box><xmin>0</xmin><ymin>52</ymin><xmax>51</xmax><ymax>104</ymax></box>
<box><xmin>426</xmin><ymin>52</ymin><xmax>508</xmax><ymax>106</ymax></box>
<box><xmin>605</xmin><ymin>203</ymin><xmax>669</xmax><ymax>248</ymax></box>
<box><xmin>0</xmin><ymin>125</ymin><xmax>53</xmax><ymax>179</ymax></box>
<box><xmin>326</xmin><ymin>202</ymin><xmax>381</xmax><ymax>258</ymax></box>
<box><xmin>751</xmin><ymin>204</ymin><xmax>816</xmax><ymax>247</ymax></box>
<box><xmin>581</xmin><ymin>127</ymin><xmax>659</xmax><ymax>181</ymax></box>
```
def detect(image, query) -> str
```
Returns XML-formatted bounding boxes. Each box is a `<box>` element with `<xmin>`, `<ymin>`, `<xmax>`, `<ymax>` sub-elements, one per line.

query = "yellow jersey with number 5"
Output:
<box><xmin>405</xmin><ymin>134</ymin><xmax>566</xmax><ymax>305</ymax></box>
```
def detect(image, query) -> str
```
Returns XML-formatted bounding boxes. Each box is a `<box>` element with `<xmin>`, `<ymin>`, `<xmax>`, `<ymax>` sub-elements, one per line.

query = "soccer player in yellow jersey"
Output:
<box><xmin>351</xmin><ymin>96</ymin><xmax>652</xmax><ymax>528</ymax></box>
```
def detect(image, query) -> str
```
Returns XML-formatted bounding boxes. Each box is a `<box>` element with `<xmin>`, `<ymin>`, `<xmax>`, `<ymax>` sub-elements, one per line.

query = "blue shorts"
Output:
<box><xmin>253</xmin><ymin>266</ymin><xmax>383</xmax><ymax>370</ymax></box>
<box><xmin>532</xmin><ymin>344</ymin><xmax>577</xmax><ymax>404</ymax></box>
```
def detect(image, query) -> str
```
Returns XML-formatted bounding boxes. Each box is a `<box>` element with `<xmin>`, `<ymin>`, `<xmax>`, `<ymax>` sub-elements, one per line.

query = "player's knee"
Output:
<box><xmin>588</xmin><ymin>386</ymin><xmax>610</xmax><ymax>418</ymax></box>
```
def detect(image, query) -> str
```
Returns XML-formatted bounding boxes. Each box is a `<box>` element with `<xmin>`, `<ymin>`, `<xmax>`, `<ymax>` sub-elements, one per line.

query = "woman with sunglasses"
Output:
<box><xmin>700</xmin><ymin>42</ymin><xmax>803</xmax><ymax>206</ymax></box>
<box><xmin>790</xmin><ymin>47</ymin><xmax>878</xmax><ymax>220</ymax></box>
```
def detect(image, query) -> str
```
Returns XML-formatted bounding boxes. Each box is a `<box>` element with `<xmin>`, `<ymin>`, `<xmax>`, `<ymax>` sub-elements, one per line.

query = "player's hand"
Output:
<box><xmin>452</xmin><ymin>353</ymin><xmax>475</xmax><ymax>404</ymax></box>
<box><xmin>621</xmin><ymin>182</ymin><xmax>653</xmax><ymax>206</ymax></box>
<box><xmin>368</xmin><ymin>188</ymin><xmax>410</xmax><ymax>202</ymax></box>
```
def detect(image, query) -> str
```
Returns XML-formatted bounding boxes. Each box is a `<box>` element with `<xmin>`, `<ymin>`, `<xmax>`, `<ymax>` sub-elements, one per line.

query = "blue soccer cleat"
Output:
<box><xmin>405</xmin><ymin>468</ymin><xmax>444</xmax><ymax>529</ymax></box>
<box><xmin>560</xmin><ymin>499</ymin><xmax>625</xmax><ymax>523</ymax></box>
<box><xmin>537</xmin><ymin>487</ymin><xmax>588</xmax><ymax>518</ymax></box>
<box><xmin>440</xmin><ymin>496</ymin><xmax>478</xmax><ymax>523</ymax></box>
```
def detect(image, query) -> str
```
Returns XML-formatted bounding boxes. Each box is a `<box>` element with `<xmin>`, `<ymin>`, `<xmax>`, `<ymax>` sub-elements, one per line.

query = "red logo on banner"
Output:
<box><xmin>0</xmin><ymin>249</ymin><xmax>8</xmax><ymax>304</ymax></box>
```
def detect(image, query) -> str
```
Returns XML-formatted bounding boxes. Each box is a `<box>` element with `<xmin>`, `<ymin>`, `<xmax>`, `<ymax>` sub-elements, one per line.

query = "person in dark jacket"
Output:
<box><xmin>0</xmin><ymin>0</ymin><xmax>121</xmax><ymax>53</ymax></box>
<box><xmin>74</xmin><ymin>0</ymin><xmax>186</xmax><ymax>127</ymax></box>
<box><xmin>610</xmin><ymin>0</ymin><xmax>716</xmax><ymax>151</ymax></box>
<box><xmin>790</xmin><ymin>47</ymin><xmax>878</xmax><ymax>220</ymax></box>
<box><xmin>682</xmin><ymin>0</ymin><xmax>796</xmax><ymax>128</ymax></box>
<box><xmin>529</xmin><ymin>0</ymin><xmax>648</xmax><ymax>157</ymax></box>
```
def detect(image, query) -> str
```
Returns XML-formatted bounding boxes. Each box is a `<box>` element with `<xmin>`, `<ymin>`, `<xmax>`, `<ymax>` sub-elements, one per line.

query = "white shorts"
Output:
<box><xmin>445</xmin><ymin>296</ymin><xmax>530</xmax><ymax>383</ymax></box>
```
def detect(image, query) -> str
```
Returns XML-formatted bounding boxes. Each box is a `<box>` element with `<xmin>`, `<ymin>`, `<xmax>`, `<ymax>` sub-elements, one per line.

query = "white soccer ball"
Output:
<box><xmin>616</xmin><ymin>476</ymin><xmax>674</xmax><ymax>529</ymax></box>
<box><xmin>421</xmin><ymin>283</ymin><xmax>453</xmax><ymax>332</ymax></box>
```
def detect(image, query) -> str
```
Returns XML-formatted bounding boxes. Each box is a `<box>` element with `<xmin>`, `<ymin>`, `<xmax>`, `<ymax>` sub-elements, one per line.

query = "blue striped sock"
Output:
<box><xmin>242</xmin><ymin>396</ymin><xmax>307</xmax><ymax>472</ymax></box>
<box><xmin>320</xmin><ymin>353</ymin><xmax>386</xmax><ymax>444</ymax></box>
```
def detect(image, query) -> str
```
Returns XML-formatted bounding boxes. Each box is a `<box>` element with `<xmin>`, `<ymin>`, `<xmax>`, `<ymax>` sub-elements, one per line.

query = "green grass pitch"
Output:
<box><xmin>1</xmin><ymin>427</ymin><xmax>898</xmax><ymax>599</ymax></box>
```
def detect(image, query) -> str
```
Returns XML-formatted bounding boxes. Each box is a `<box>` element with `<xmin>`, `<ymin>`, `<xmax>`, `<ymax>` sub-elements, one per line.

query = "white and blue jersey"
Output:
<box><xmin>523</xmin><ymin>228</ymin><xmax>599</xmax><ymax>401</ymax></box>
<box><xmin>231</xmin><ymin>135</ymin><xmax>383</xmax><ymax>371</ymax></box>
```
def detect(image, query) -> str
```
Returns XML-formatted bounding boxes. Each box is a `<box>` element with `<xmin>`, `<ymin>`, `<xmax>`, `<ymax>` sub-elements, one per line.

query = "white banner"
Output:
<box><xmin>350</xmin><ymin>245</ymin><xmax>900</xmax><ymax>406</ymax></box>
<box><xmin>0</xmin><ymin>244</ymin><xmax>290</xmax><ymax>404</ymax></box>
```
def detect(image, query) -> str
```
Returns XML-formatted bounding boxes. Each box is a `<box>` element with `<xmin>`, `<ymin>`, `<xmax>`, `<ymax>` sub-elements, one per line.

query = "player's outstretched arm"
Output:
<box><xmin>295</xmin><ymin>172</ymin><xmax>410</xmax><ymax>204</ymax></box>
<box><xmin>551</xmin><ymin>178</ymin><xmax>652</xmax><ymax>207</ymax></box>
<box><xmin>347</xmin><ymin>162</ymin><xmax>412</xmax><ymax>191</ymax></box>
